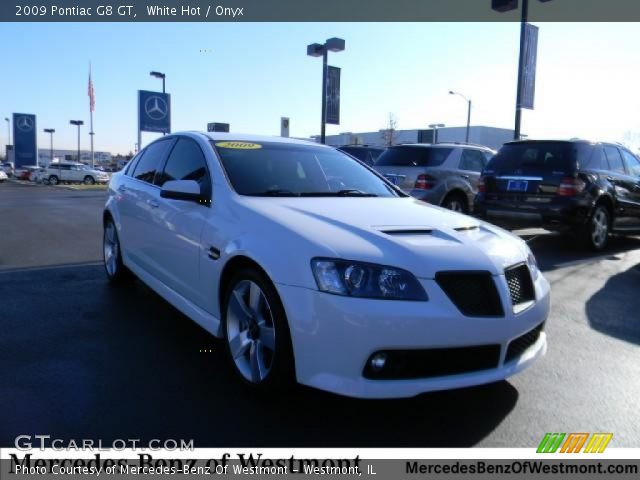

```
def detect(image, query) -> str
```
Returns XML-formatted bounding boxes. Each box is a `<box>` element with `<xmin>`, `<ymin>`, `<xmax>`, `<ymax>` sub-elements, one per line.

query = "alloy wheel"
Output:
<box><xmin>226</xmin><ymin>280</ymin><xmax>276</xmax><ymax>383</ymax></box>
<box><xmin>103</xmin><ymin>222</ymin><xmax>119</xmax><ymax>278</ymax></box>
<box><xmin>591</xmin><ymin>207</ymin><xmax>609</xmax><ymax>249</ymax></box>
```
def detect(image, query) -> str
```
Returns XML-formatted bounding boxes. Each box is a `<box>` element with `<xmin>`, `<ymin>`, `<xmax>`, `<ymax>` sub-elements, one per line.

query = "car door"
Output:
<box><xmin>619</xmin><ymin>148</ymin><xmax>640</xmax><ymax>227</ymax></box>
<box><xmin>151</xmin><ymin>136</ymin><xmax>213</xmax><ymax>307</ymax></box>
<box><xmin>121</xmin><ymin>138</ymin><xmax>175</xmax><ymax>277</ymax></box>
<box><xmin>603</xmin><ymin>145</ymin><xmax>637</xmax><ymax>228</ymax></box>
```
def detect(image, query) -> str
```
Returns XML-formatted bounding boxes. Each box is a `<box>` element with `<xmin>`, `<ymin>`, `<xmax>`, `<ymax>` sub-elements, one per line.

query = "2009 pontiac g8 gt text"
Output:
<box><xmin>103</xmin><ymin>132</ymin><xmax>550</xmax><ymax>398</ymax></box>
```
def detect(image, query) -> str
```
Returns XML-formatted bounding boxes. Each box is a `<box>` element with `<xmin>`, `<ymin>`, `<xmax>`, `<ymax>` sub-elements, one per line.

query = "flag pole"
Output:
<box><xmin>89</xmin><ymin>62</ymin><xmax>95</xmax><ymax>168</ymax></box>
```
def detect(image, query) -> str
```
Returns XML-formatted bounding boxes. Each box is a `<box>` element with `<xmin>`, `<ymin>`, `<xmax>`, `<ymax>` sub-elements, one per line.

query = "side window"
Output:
<box><xmin>459</xmin><ymin>149</ymin><xmax>486</xmax><ymax>172</ymax></box>
<box><xmin>157</xmin><ymin>138</ymin><xmax>212</xmax><ymax>200</ymax></box>
<box><xmin>621</xmin><ymin>149</ymin><xmax>640</xmax><ymax>177</ymax></box>
<box><xmin>131</xmin><ymin>140</ymin><xmax>173</xmax><ymax>184</ymax></box>
<box><xmin>584</xmin><ymin>145</ymin><xmax>607</xmax><ymax>170</ymax></box>
<box><xmin>124</xmin><ymin>152</ymin><xmax>143</xmax><ymax>176</ymax></box>
<box><xmin>603</xmin><ymin>146</ymin><xmax>626</xmax><ymax>174</ymax></box>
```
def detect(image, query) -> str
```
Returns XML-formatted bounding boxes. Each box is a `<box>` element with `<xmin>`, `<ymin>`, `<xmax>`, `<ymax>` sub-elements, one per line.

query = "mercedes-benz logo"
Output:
<box><xmin>16</xmin><ymin>116</ymin><xmax>34</xmax><ymax>132</ymax></box>
<box><xmin>144</xmin><ymin>96</ymin><xmax>168</xmax><ymax>121</ymax></box>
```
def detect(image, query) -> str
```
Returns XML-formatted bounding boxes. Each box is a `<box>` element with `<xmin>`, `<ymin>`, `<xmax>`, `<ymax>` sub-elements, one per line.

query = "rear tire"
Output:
<box><xmin>48</xmin><ymin>175</ymin><xmax>59</xmax><ymax>185</ymax></box>
<box><xmin>442</xmin><ymin>192</ymin><xmax>469</xmax><ymax>214</ymax></box>
<box><xmin>584</xmin><ymin>204</ymin><xmax>610</xmax><ymax>251</ymax></box>
<box><xmin>103</xmin><ymin>218</ymin><xmax>133</xmax><ymax>283</ymax></box>
<box><xmin>84</xmin><ymin>176</ymin><xmax>96</xmax><ymax>185</ymax></box>
<box><xmin>222</xmin><ymin>267</ymin><xmax>295</xmax><ymax>392</ymax></box>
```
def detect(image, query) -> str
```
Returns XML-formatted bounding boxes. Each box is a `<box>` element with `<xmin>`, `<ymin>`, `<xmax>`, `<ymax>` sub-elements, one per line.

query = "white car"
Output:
<box><xmin>0</xmin><ymin>170</ymin><xmax>7</xmax><ymax>182</ymax></box>
<box><xmin>45</xmin><ymin>163</ymin><xmax>110</xmax><ymax>185</ymax></box>
<box><xmin>103</xmin><ymin>132</ymin><xmax>550</xmax><ymax>399</ymax></box>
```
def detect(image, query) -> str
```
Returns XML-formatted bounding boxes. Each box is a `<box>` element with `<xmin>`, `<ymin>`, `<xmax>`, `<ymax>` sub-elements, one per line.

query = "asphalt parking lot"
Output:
<box><xmin>1</xmin><ymin>181</ymin><xmax>639</xmax><ymax>447</ymax></box>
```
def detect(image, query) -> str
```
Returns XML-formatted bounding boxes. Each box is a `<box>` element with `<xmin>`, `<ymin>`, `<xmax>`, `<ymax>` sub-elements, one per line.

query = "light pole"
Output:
<box><xmin>428</xmin><ymin>123</ymin><xmax>445</xmax><ymax>144</ymax></box>
<box><xmin>449</xmin><ymin>91</ymin><xmax>472</xmax><ymax>143</ymax></box>
<box><xmin>4</xmin><ymin>117</ymin><xmax>10</xmax><ymax>148</ymax></box>
<box><xmin>69</xmin><ymin>120</ymin><xmax>84</xmax><ymax>163</ymax></box>
<box><xmin>150</xmin><ymin>71</ymin><xmax>166</xmax><ymax>93</ymax></box>
<box><xmin>307</xmin><ymin>37</ymin><xmax>345</xmax><ymax>144</ymax></box>
<box><xmin>492</xmin><ymin>0</ymin><xmax>551</xmax><ymax>140</ymax></box>
<box><xmin>44</xmin><ymin>129</ymin><xmax>55</xmax><ymax>165</ymax></box>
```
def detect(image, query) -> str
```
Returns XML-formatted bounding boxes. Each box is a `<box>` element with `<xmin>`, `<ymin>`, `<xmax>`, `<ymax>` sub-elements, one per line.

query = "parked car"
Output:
<box><xmin>45</xmin><ymin>162</ymin><xmax>110</xmax><ymax>185</ymax></box>
<box><xmin>0</xmin><ymin>170</ymin><xmax>7</xmax><ymax>182</ymax></box>
<box><xmin>0</xmin><ymin>163</ymin><xmax>14</xmax><ymax>177</ymax></box>
<box><xmin>103</xmin><ymin>132</ymin><xmax>549</xmax><ymax>398</ymax></box>
<box><xmin>31</xmin><ymin>167</ymin><xmax>48</xmax><ymax>184</ymax></box>
<box><xmin>15</xmin><ymin>165</ymin><xmax>40</xmax><ymax>181</ymax></box>
<box><xmin>474</xmin><ymin>139</ymin><xmax>640</xmax><ymax>250</ymax></box>
<box><xmin>337</xmin><ymin>145</ymin><xmax>385</xmax><ymax>167</ymax></box>
<box><xmin>373</xmin><ymin>143</ymin><xmax>495</xmax><ymax>213</ymax></box>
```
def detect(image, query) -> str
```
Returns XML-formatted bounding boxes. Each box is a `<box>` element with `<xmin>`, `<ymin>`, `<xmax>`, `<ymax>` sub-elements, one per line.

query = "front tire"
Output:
<box><xmin>84</xmin><ymin>176</ymin><xmax>96</xmax><ymax>185</ymax></box>
<box><xmin>103</xmin><ymin>218</ymin><xmax>132</xmax><ymax>283</ymax></box>
<box><xmin>585</xmin><ymin>204</ymin><xmax>610</xmax><ymax>251</ymax></box>
<box><xmin>48</xmin><ymin>175</ymin><xmax>59</xmax><ymax>185</ymax></box>
<box><xmin>222</xmin><ymin>267</ymin><xmax>294</xmax><ymax>391</ymax></box>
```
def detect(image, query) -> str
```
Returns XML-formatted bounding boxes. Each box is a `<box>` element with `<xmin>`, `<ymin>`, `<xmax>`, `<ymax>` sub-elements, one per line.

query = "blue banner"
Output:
<box><xmin>138</xmin><ymin>90</ymin><xmax>171</xmax><ymax>133</ymax></box>
<box><xmin>13</xmin><ymin>113</ymin><xmax>37</xmax><ymax>168</ymax></box>
<box><xmin>326</xmin><ymin>66</ymin><xmax>341</xmax><ymax>125</ymax></box>
<box><xmin>521</xmin><ymin>23</ymin><xmax>539</xmax><ymax>110</ymax></box>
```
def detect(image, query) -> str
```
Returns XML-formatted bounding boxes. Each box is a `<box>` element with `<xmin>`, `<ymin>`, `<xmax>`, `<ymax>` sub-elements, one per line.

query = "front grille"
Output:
<box><xmin>436</xmin><ymin>271</ymin><xmax>504</xmax><ymax>317</ymax></box>
<box><xmin>505</xmin><ymin>264</ymin><xmax>535</xmax><ymax>307</ymax></box>
<box><xmin>505</xmin><ymin>322</ymin><xmax>545</xmax><ymax>363</ymax></box>
<box><xmin>363</xmin><ymin>345</ymin><xmax>501</xmax><ymax>380</ymax></box>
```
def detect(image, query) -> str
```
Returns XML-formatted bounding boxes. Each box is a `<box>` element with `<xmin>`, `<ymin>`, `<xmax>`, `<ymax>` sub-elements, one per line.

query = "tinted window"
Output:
<box><xmin>621</xmin><ymin>149</ymin><xmax>640</xmax><ymax>177</ymax></box>
<box><xmin>487</xmin><ymin>142</ymin><xmax>578</xmax><ymax>174</ymax></box>
<box><xmin>132</xmin><ymin>140</ymin><xmax>173</xmax><ymax>184</ymax></box>
<box><xmin>603</xmin><ymin>146</ymin><xmax>625</xmax><ymax>174</ymax></box>
<box><xmin>459</xmin><ymin>149</ymin><xmax>487</xmax><ymax>172</ymax></box>
<box><xmin>125</xmin><ymin>152</ymin><xmax>143</xmax><ymax>176</ymax></box>
<box><xmin>214</xmin><ymin>141</ymin><xmax>398</xmax><ymax>197</ymax></box>
<box><xmin>583</xmin><ymin>145</ymin><xmax>607</xmax><ymax>170</ymax></box>
<box><xmin>158</xmin><ymin>138</ymin><xmax>212</xmax><ymax>199</ymax></box>
<box><xmin>375</xmin><ymin>146</ymin><xmax>452</xmax><ymax>167</ymax></box>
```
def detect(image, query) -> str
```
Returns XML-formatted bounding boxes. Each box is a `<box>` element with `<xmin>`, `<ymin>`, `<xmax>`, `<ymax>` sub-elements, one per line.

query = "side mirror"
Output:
<box><xmin>160</xmin><ymin>180</ymin><xmax>202</xmax><ymax>202</ymax></box>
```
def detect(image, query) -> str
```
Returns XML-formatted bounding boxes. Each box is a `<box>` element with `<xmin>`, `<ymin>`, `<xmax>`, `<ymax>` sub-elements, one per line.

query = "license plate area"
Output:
<box><xmin>507</xmin><ymin>180</ymin><xmax>528</xmax><ymax>192</ymax></box>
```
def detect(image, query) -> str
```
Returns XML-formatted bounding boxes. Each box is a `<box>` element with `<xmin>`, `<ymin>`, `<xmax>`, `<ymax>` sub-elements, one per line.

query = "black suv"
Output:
<box><xmin>337</xmin><ymin>145</ymin><xmax>385</xmax><ymax>167</ymax></box>
<box><xmin>475</xmin><ymin>140</ymin><xmax>640</xmax><ymax>250</ymax></box>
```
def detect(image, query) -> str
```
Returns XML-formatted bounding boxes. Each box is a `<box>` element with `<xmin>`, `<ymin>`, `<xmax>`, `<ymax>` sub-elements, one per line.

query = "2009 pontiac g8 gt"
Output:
<box><xmin>103</xmin><ymin>132</ymin><xmax>550</xmax><ymax>398</ymax></box>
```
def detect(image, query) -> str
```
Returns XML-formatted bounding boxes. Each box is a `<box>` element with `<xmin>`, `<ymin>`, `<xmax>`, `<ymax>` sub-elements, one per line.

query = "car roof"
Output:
<box><xmin>183</xmin><ymin>131</ymin><xmax>327</xmax><ymax>148</ymax></box>
<box><xmin>393</xmin><ymin>142</ymin><xmax>492</xmax><ymax>150</ymax></box>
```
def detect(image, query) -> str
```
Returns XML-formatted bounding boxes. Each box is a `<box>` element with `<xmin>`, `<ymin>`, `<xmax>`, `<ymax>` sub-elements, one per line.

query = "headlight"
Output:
<box><xmin>311</xmin><ymin>258</ymin><xmax>428</xmax><ymax>300</ymax></box>
<box><xmin>525</xmin><ymin>244</ymin><xmax>539</xmax><ymax>281</ymax></box>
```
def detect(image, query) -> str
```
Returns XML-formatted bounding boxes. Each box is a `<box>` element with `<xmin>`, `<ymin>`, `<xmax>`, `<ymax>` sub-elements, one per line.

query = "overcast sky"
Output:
<box><xmin>1</xmin><ymin>22</ymin><xmax>639</xmax><ymax>154</ymax></box>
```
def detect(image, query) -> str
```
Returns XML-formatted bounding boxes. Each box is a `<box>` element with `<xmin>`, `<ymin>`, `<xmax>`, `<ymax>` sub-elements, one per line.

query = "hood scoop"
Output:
<box><xmin>454</xmin><ymin>225</ymin><xmax>479</xmax><ymax>232</ymax></box>
<box><xmin>379</xmin><ymin>228</ymin><xmax>433</xmax><ymax>236</ymax></box>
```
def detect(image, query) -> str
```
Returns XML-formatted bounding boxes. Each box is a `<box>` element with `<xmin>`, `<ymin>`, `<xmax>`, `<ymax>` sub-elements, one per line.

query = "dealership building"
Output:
<box><xmin>316</xmin><ymin>126</ymin><xmax>515</xmax><ymax>151</ymax></box>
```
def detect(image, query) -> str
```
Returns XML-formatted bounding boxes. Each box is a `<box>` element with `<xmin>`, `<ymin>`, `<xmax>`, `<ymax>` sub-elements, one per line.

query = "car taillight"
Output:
<box><xmin>557</xmin><ymin>177</ymin><xmax>586</xmax><ymax>196</ymax></box>
<box><xmin>477</xmin><ymin>176</ymin><xmax>486</xmax><ymax>193</ymax></box>
<box><xmin>414</xmin><ymin>174</ymin><xmax>435</xmax><ymax>190</ymax></box>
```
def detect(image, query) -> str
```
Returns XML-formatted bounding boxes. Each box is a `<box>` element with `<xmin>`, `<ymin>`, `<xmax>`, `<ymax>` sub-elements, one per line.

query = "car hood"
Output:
<box><xmin>241</xmin><ymin>196</ymin><xmax>528</xmax><ymax>279</ymax></box>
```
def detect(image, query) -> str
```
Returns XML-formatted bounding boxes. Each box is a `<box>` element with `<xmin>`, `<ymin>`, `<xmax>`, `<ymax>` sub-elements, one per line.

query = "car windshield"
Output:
<box><xmin>488</xmin><ymin>142</ymin><xmax>579</xmax><ymax>173</ymax></box>
<box><xmin>213</xmin><ymin>141</ymin><xmax>399</xmax><ymax>197</ymax></box>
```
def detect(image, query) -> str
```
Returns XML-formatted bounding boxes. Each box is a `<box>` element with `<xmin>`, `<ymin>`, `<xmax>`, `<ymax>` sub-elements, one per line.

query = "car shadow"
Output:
<box><xmin>0</xmin><ymin>264</ymin><xmax>519</xmax><ymax>447</ymax></box>
<box><xmin>520</xmin><ymin>231</ymin><xmax>640</xmax><ymax>273</ymax></box>
<box><xmin>585</xmin><ymin>262</ymin><xmax>640</xmax><ymax>345</ymax></box>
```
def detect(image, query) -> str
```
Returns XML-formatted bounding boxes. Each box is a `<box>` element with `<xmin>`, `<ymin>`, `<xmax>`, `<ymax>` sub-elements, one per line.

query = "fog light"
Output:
<box><xmin>370</xmin><ymin>353</ymin><xmax>387</xmax><ymax>372</ymax></box>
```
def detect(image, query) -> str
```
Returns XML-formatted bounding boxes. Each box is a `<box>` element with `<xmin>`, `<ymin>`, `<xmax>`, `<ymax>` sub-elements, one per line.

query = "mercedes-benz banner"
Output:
<box><xmin>12</xmin><ymin>113</ymin><xmax>37</xmax><ymax>168</ymax></box>
<box><xmin>138</xmin><ymin>90</ymin><xmax>171</xmax><ymax>133</ymax></box>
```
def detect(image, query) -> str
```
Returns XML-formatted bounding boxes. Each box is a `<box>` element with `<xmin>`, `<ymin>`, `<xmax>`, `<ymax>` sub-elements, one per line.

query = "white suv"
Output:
<box><xmin>45</xmin><ymin>163</ymin><xmax>110</xmax><ymax>185</ymax></box>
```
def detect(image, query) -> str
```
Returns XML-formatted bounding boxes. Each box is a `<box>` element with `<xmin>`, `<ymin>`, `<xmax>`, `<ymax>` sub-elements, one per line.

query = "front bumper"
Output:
<box><xmin>276</xmin><ymin>271</ymin><xmax>550</xmax><ymax>399</ymax></box>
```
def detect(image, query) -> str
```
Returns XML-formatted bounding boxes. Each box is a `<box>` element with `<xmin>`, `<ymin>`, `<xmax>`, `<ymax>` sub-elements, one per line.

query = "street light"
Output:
<box><xmin>43</xmin><ymin>129</ymin><xmax>55</xmax><ymax>166</ymax></box>
<box><xmin>150</xmin><ymin>71</ymin><xmax>166</xmax><ymax>93</ymax></box>
<box><xmin>449</xmin><ymin>91</ymin><xmax>472</xmax><ymax>143</ymax></box>
<box><xmin>4</xmin><ymin>117</ymin><xmax>10</xmax><ymax>148</ymax></box>
<box><xmin>69</xmin><ymin>120</ymin><xmax>84</xmax><ymax>163</ymax></box>
<box><xmin>428</xmin><ymin>123</ymin><xmax>445</xmax><ymax>144</ymax></box>
<box><xmin>307</xmin><ymin>37</ymin><xmax>345</xmax><ymax>144</ymax></box>
<box><xmin>492</xmin><ymin>0</ymin><xmax>552</xmax><ymax>140</ymax></box>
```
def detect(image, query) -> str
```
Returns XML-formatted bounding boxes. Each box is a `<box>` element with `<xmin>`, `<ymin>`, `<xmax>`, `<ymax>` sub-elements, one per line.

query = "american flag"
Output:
<box><xmin>88</xmin><ymin>64</ymin><xmax>95</xmax><ymax>112</ymax></box>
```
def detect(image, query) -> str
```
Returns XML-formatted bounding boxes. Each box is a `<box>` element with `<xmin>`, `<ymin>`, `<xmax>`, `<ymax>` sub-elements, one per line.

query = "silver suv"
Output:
<box><xmin>45</xmin><ymin>163</ymin><xmax>110</xmax><ymax>185</ymax></box>
<box><xmin>373</xmin><ymin>143</ymin><xmax>495</xmax><ymax>213</ymax></box>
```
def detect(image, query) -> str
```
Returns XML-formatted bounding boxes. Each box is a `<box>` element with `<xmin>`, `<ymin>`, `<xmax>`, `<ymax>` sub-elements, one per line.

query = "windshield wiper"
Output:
<box><xmin>249</xmin><ymin>189</ymin><xmax>300</xmax><ymax>197</ymax></box>
<box><xmin>299</xmin><ymin>189</ymin><xmax>378</xmax><ymax>197</ymax></box>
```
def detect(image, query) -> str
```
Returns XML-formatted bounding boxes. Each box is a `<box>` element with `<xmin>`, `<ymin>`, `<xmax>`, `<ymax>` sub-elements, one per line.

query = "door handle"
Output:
<box><xmin>606</xmin><ymin>176</ymin><xmax>615</xmax><ymax>182</ymax></box>
<box><xmin>460</xmin><ymin>174</ymin><xmax>470</xmax><ymax>180</ymax></box>
<box><xmin>117</xmin><ymin>185</ymin><xmax>126</xmax><ymax>193</ymax></box>
<box><xmin>148</xmin><ymin>200</ymin><xmax>159</xmax><ymax>208</ymax></box>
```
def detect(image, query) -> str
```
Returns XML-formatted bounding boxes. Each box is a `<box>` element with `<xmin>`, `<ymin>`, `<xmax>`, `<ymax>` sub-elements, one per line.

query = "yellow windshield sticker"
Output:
<box><xmin>215</xmin><ymin>141</ymin><xmax>262</xmax><ymax>150</ymax></box>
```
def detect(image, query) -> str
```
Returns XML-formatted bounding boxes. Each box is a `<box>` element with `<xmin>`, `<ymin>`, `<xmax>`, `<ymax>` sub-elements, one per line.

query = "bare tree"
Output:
<box><xmin>380</xmin><ymin>113</ymin><xmax>399</xmax><ymax>147</ymax></box>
